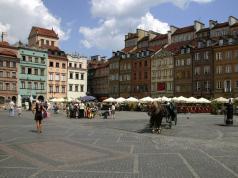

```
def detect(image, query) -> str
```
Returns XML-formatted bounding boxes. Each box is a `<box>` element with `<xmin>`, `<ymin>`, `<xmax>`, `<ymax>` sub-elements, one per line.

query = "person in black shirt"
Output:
<box><xmin>32</xmin><ymin>101</ymin><xmax>46</xmax><ymax>133</ymax></box>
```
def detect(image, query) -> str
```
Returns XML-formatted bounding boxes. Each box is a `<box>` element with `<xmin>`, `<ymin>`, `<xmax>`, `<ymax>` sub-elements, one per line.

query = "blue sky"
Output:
<box><xmin>0</xmin><ymin>0</ymin><xmax>238</xmax><ymax>58</ymax></box>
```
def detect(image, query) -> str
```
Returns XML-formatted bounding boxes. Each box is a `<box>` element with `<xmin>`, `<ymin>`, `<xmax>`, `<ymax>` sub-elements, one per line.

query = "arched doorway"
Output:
<box><xmin>0</xmin><ymin>96</ymin><xmax>4</xmax><ymax>104</ymax></box>
<box><xmin>12</xmin><ymin>96</ymin><xmax>17</xmax><ymax>103</ymax></box>
<box><xmin>38</xmin><ymin>95</ymin><xmax>44</xmax><ymax>102</ymax></box>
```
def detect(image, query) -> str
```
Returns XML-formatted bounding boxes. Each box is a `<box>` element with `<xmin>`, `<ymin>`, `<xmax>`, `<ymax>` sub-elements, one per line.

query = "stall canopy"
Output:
<box><xmin>115</xmin><ymin>97</ymin><xmax>126</xmax><ymax>103</ymax></box>
<box><xmin>212</xmin><ymin>97</ymin><xmax>228</xmax><ymax>103</ymax></box>
<box><xmin>139</xmin><ymin>97</ymin><xmax>154</xmax><ymax>103</ymax></box>
<box><xmin>103</xmin><ymin>97</ymin><xmax>116</xmax><ymax>103</ymax></box>
<box><xmin>126</xmin><ymin>97</ymin><xmax>138</xmax><ymax>102</ymax></box>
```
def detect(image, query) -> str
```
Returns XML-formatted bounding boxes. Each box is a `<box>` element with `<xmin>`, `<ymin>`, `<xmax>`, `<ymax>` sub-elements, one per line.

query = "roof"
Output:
<box><xmin>150</xmin><ymin>34</ymin><xmax>168</xmax><ymax>42</ymax></box>
<box><xmin>212</xmin><ymin>22</ymin><xmax>229</xmax><ymax>29</ymax></box>
<box><xmin>121</xmin><ymin>46</ymin><xmax>135</xmax><ymax>53</ymax></box>
<box><xmin>29</xmin><ymin>26</ymin><xmax>59</xmax><ymax>39</ymax></box>
<box><xmin>196</xmin><ymin>27</ymin><xmax>210</xmax><ymax>33</ymax></box>
<box><xmin>164</xmin><ymin>40</ymin><xmax>193</xmax><ymax>54</ymax></box>
<box><xmin>0</xmin><ymin>41</ymin><xmax>10</xmax><ymax>47</ymax></box>
<box><xmin>40</xmin><ymin>44</ymin><xmax>60</xmax><ymax>51</ymax></box>
<box><xmin>138</xmin><ymin>36</ymin><xmax>149</xmax><ymax>43</ymax></box>
<box><xmin>231</xmin><ymin>22</ymin><xmax>238</xmax><ymax>28</ymax></box>
<box><xmin>0</xmin><ymin>49</ymin><xmax>17</xmax><ymax>58</ymax></box>
<box><xmin>172</xmin><ymin>26</ymin><xmax>195</xmax><ymax>36</ymax></box>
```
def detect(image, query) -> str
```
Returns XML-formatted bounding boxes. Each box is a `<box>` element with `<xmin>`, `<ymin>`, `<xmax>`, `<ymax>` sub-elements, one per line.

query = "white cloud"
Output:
<box><xmin>138</xmin><ymin>13</ymin><xmax>169</xmax><ymax>34</ymax></box>
<box><xmin>0</xmin><ymin>0</ymin><xmax>69</xmax><ymax>44</ymax></box>
<box><xmin>80</xmin><ymin>0</ymin><xmax>214</xmax><ymax>51</ymax></box>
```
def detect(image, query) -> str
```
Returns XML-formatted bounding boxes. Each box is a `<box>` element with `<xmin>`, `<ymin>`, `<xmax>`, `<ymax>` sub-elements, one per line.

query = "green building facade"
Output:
<box><xmin>18</xmin><ymin>46</ymin><xmax>48</xmax><ymax>106</ymax></box>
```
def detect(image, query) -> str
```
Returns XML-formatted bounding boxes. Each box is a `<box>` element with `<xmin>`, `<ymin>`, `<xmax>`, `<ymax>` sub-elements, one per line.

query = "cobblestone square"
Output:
<box><xmin>0</xmin><ymin>110</ymin><xmax>238</xmax><ymax>177</ymax></box>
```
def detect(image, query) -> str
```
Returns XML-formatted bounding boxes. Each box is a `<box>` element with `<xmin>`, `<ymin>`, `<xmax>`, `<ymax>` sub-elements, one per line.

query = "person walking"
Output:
<box><xmin>32</xmin><ymin>100</ymin><xmax>46</xmax><ymax>133</ymax></box>
<box><xmin>111</xmin><ymin>103</ymin><xmax>116</xmax><ymax>119</ymax></box>
<box><xmin>9</xmin><ymin>100</ymin><xmax>15</xmax><ymax>117</ymax></box>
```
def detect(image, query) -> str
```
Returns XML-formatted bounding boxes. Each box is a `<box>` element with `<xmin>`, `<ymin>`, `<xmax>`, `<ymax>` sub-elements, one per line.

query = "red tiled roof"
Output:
<box><xmin>164</xmin><ymin>41</ymin><xmax>193</xmax><ymax>54</ymax></box>
<box><xmin>172</xmin><ymin>26</ymin><xmax>195</xmax><ymax>35</ymax></box>
<box><xmin>148</xmin><ymin>45</ymin><xmax>163</xmax><ymax>52</ymax></box>
<box><xmin>0</xmin><ymin>49</ymin><xmax>17</xmax><ymax>58</ymax></box>
<box><xmin>40</xmin><ymin>44</ymin><xmax>60</xmax><ymax>51</ymax></box>
<box><xmin>150</xmin><ymin>34</ymin><xmax>168</xmax><ymax>41</ymax></box>
<box><xmin>0</xmin><ymin>41</ymin><xmax>10</xmax><ymax>47</ymax></box>
<box><xmin>212</xmin><ymin>22</ymin><xmax>229</xmax><ymax>29</ymax></box>
<box><xmin>121</xmin><ymin>46</ymin><xmax>135</xmax><ymax>53</ymax></box>
<box><xmin>31</xmin><ymin>26</ymin><xmax>59</xmax><ymax>39</ymax></box>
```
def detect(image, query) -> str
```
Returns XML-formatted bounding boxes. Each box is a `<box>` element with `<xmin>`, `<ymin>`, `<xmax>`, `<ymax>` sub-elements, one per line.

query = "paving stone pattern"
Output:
<box><xmin>0</xmin><ymin>110</ymin><xmax>238</xmax><ymax>177</ymax></box>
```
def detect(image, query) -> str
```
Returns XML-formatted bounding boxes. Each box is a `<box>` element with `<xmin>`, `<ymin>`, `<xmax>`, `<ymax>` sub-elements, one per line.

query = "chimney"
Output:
<box><xmin>194</xmin><ymin>20</ymin><xmax>204</xmax><ymax>32</ymax></box>
<box><xmin>168</xmin><ymin>31</ymin><xmax>172</xmax><ymax>44</ymax></box>
<box><xmin>170</xmin><ymin>25</ymin><xmax>178</xmax><ymax>34</ymax></box>
<box><xmin>228</xmin><ymin>16</ymin><xmax>238</xmax><ymax>26</ymax></box>
<box><xmin>209</xmin><ymin>20</ymin><xmax>218</xmax><ymax>29</ymax></box>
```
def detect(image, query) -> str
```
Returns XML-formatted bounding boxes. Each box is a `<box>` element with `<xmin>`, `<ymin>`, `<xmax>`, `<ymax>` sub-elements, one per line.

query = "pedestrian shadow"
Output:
<box><xmin>215</xmin><ymin>124</ymin><xmax>238</xmax><ymax>127</ymax></box>
<box><xmin>29</xmin><ymin>130</ymin><xmax>38</xmax><ymax>133</ymax></box>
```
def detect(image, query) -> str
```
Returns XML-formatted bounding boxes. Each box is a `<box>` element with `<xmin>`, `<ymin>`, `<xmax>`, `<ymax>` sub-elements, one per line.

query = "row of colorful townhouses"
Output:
<box><xmin>0</xmin><ymin>27</ymin><xmax>87</xmax><ymax>106</ymax></box>
<box><xmin>88</xmin><ymin>16</ymin><xmax>238</xmax><ymax>100</ymax></box>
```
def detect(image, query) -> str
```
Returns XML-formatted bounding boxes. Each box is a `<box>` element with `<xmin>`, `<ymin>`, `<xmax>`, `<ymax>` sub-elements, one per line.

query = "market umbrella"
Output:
<box><xmin>126</xmin><ymin>97</ymin><xmax>138</xmax><ymax>102</ymax></box>
<box><xmin>197</xmin><ymin>97</ymin><xmax>211</xmax><ymax>104</ymax></box>
<box><xmin>80</xmin><ymin>96</ymin><xmax>96</xmax><ymax>101</ymax></box>
<box><xmin>212</xmin><ymin>97</ymin><xmax>228</xmax><ymax>103</ymax></box>
<box><xmin>115</xmin><ymin>97</ymin><xmax>126</xmax><ymax>103</ymax></box>
<box><xmin>103</xmin><ymin>97</ymin><xmax>116</xmax><ymax>103</ymax></box>
<box><xmin>139</xmin><ymin>96</ymin><xmax>154</xmax><ymax>103</ymax></box>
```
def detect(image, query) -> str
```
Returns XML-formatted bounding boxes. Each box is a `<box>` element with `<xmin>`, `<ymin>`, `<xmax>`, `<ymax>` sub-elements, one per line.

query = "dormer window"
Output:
<box><xmin>228</xmin><ymin>38</ymin><xmax>233</xmax><ymax>45</ymax></box>
<box><xmin>198</xmin><ymin>42</ymin><xmax>202</xmax><ymax>48</ymax></box>
<box><xmin>127</xmin><ymin>54</ymin><xmax>130</xmax><ymax>58</ymax></box>
<box><xmin>141</xmin><ymin>52</ymin><xmax>144</xmax><ymax>57</ymax></box>
<box><xmin>121</xmin><ymin>54</ymin><xmax>125</xmax><ymax>59</ymax></box>
<box><xmin>146</xmin><ymin>51</ymin><xmax>150</xmax><ymax>56</ymax></box>
<box><xmin>187</xmin><ymin>48</ymin><xmax>190</xmax><ymax>53</ymax></box>
<box><xmin>219</xmin><ymin>39</ymin><xmax>223</xmax><ymax>46</ymax></box>
<box><xmin>136</xmin><ymin>53</ymin><xmax>139</xmax><ymax>58</ymax></box>
<box><xmin>207</xmin><ymin>40</ymin><xmax>211</xmax><ymax>47</ymax></box>
<box><xmin>181</xmin><ymin>49</ymin><xmax>185</xmax><ymax>54</ymax></box>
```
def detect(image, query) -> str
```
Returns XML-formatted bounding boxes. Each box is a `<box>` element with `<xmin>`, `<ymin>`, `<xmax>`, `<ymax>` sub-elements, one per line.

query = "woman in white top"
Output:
<box><xmin>111</xmin><ymin>103</ymin><xmax>116</xmax><ymax>119</ymax></box>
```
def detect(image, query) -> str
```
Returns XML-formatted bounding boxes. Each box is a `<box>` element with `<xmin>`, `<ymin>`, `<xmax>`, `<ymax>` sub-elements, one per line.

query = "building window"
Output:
<box><xmin>46</xmin><ymin>40</ymin><xmax>49</xmax><ymax>45</ymax></box>
<box><xmin>62</xmin><ymin>63</ymin><xmax>66</xmax><ymax>69</ymax></box>
<box><xmin>196</xmin><ymin>82</ymin><xmax>200</xmax><ymax>91</ymax></box>
<box><xmin>5</xmin><ymin>83</ymin><xmax>10</xmax><ymax>90</ymax></box>
<box><xmin>11</xmin><ymin>72</ymin><xmax>16</xmax><ymax>78</ymax></box>
<box><xmin>80</xmin><ymin>85</ymin><xmax>84</xmax><ymax>92</ymax></box>
<box><xmin>28</xmin><ymin>68</ymin><xmax>32</xmax><ymax>74</ymax></box>
<box><xmin>0</xmin><ymin>82</ymin><xmax>3</xmax><ymax>90</ymax></box>
<box><xmin>80</xmin><ymin>73</ymin><xmax>84</xmax><ymax>80</ymax></box>
<box><xmin>22</xmin><ymin>56</ymin><xmax>26</xmax><ymax>61</ymax></box>
<box><xmin>204</xmin><ymin>66</ymin><xmax>210</xmax><ymax>74</ymax></box>
<box><xmin>41</xmin><ymin>39</ymin><xmax>44</xmax><ymax>45</ymax></box>
<box><xmin>204</xmin><ymin>51</ymin><xmax>209</xmax><ymax>60</ymax></box>
<box><xmin>41</xmin><ymin>58</ymin><xmax>45</xmax><ymax>64</ymax></box>
<box><xmin>12</xmin><ymin>62</ymin><xmax>16</xmax><ymax>67</ymax></box>
<box><xmin>216</xmin><ymin>52</ymin><xmax>222</xmax><ymax>60</ymax></box>
<box><xmin>224</xmin><ymin>80</ymin><xmax>231</xmax><ymax>92</ymax></box>
<box><xmin>235</xmin><ymin>64</ymin><xmax>238</xmax><ymax>73</ymax></box>
<box><xmin>40</xmin><ymin>69</ymin><xmax>44</xmax><ymax>76</ymax></box>
<box><xmin>144</xmin><ymin>72</ymin><xmax>148</xmax><ymax>79</ymax></box>
<box><xmin>55</xmin><ymin>86</ymin><xmax>59</xmax><ymax>93</ymax></box>
<box><xmin>79</xmin><ymin>64</ymin><xmax>82</xmax><ymax>68</ymax></box>
<box><xmin>70</xmin><ymin>72</ymin><xmax>73</xmax><ymax>79</ymax></box>
<box><xmin>204</xmin><ymin>81</ymin><xmax>210</xmax><ymax>91</ymax></box>
<box><xmin>75</xmin><ymin>85</ymin><xmax>78</xmax><ymax>92</ymax></box>
<box><xmin>40</xmin><ymin>83</ymin><xmax>44</xmax><ymax>90</ymax></box>
<box><xmin>62</xmin><ymin>86</ymin><xmax>66</xmax><ymax>93</ymax></box>
<box><xmin>74</xmin><ymin>63</ymin><xmax>77</xmax><ymax>68</ymax></box>
<box><xmin>61</xmin><ymin>74</ymin><xmax>66</xmax><ymax>81</ymax></box>
<box><xmin>216</xmin><ymin>66</ymin><xmax>222</xmax><ymax>74</ymax></box>
<box><xmin>22</xmin><ymin>67</ymin><xmax>25</xmax><ymax>74</ymax></box>
<box><xmin>0</xmin><ymin>71</ymin><xmax>3</xmax><ymax>77</ymax></box>
<box><xmin>186</xmin><ymin>58</ymin><xmax>191</xmax><ymax>65</ymax></box>
<box><xmin>69</xmin><ymin>63</ymin><xmax>72</xmax><ymax>67</ymax></box>
<box><xmin>28</xmin><ymin>56</ymin><xmax>32</xmax><ymax>62</ymax></box>
<box><xmin>35</xmin><ymin>57</ymin><xmax>39</xmax><ymax>63</ymax></box>
<box><xmin>6</xmin><ymin>72</ymin><xmax>10</xmax><ymax>78</ymax></box>
<box><xmin>75</xmin><ymin>73</ymin><xmax>79</xmax><ymax>80</ymax></box>
<box><xmin>56</xmin><ymin>62</ymin><xmax>59</xmax><ymax>68</ymax></box>
<box><xmin>49</xmin><ymin>62</ymin><xmax>54</xmax><ymax>67</ymax></box>
<box><xmin>225</xmin><ymin>65</ymin><xmax>232</xmax><ymax>73</ymax></box>
<box><xmin>49</xmin><ymin>85</ymin><xmax>53</xmax><ymax>93</ymax></box>
<box><xmin>49</xmin><ymin>73</ymin><xmax>53</xmax><ymax>80</ymax></box>
<box><xmin>144</xmin><ymin>60</ymin><xmax>147</xmax><ymax>67</ymax></box>
<box><xmin>195</xmin><ymin>53</ymin><xmax>200</xmax><ymax>60</ymax></box>
<box><xmin>34</xmin><ymin>68</ymin><xmax>38</xmax><ymax>75</ymax></box>
<box><xmin>55</xmin><ymin>73</ymin><xmax>60</xmax><ymax>81</ymax></box>
<box><xmin>21</xmin><ymin>81</ymin><xmax>25</xmax><ymax>89</ymax></box>
<box><xmin>69</xmin><ymin>84</ymin><xmax>73</xmax><ymax>91</ymax></box>
<box><xmin>51</xmin><ymin>41</ymin><xmax>55</xmax><ymax>46</ymax></box>
<box><xmin>34</xmin><ymin>82</ymin><xmax>38</xmax><ymax>90</ymax></box>
<box><xmin>194</xmin><ymin>67</ymin><xmax>200</xmax><ymax>75</ymax></box>
<box><xmin>226</xmin><ymin>51</ymin><xmax>232</xmax><ymax>60</ymax></box>
<box><xmin>28</xmin><ymin>82</ymin><xmax>32</xmax><ymax>89</ymax></box>
<box><xmin>217</xmin><ymin>81</ymin><xmax>222</xmax><ymax>89</ymax></box>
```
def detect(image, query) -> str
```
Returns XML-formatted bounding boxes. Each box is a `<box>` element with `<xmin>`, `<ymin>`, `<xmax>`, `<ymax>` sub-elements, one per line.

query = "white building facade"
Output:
<box><xmin>67</xmin><ymin>54</ymin><xmax>87</xmax><ymax>99</ymax></box>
